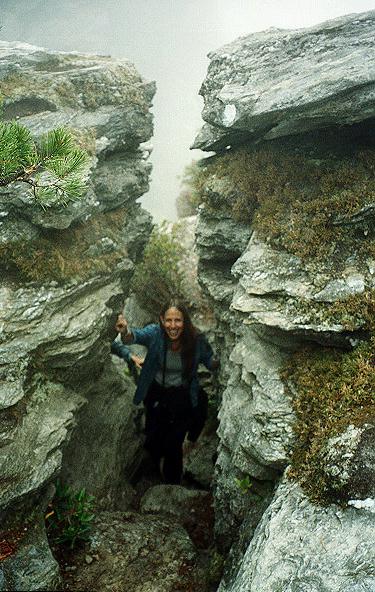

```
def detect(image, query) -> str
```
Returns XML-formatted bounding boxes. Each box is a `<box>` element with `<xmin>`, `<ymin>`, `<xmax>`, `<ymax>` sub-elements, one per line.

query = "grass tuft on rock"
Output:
<box><xmin>0</xmin><ymin>209</ymin><xmax>127</xmax><ymax>284</ymax></box>
<box><xmin>193</xmin><ymin>146</ymin><xmax>375</xmax><ymax>261</ymax></box>
<box><xmin>1</xmin><ymin>63</ymin><xmax>150</xmax><ymax>113</ymax></box>
<box><xmin>295</xmin><ymin>289</ymin><xmax>375</xmax><ymax>331</ymax></box>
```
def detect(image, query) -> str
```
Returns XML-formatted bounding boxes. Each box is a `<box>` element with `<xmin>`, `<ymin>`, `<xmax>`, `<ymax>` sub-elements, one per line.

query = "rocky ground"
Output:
<box><xmin>48</xmin><ymin>445</ymin><xmax>221</xmax><ymax>592</ymax></box>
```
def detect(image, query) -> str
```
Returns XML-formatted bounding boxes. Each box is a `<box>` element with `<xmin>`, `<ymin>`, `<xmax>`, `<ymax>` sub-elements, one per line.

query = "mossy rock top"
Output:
<box><xmin>0</xmin><ymin>41</ymin><xmax>155</xmax><ymax>115</ymax></box>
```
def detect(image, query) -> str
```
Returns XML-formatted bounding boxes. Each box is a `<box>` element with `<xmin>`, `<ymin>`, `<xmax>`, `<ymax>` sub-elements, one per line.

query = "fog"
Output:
<box><xmin>1</xmin><ymin>0</ymin><xmax>374</xmax><ymax>221</ymax></box>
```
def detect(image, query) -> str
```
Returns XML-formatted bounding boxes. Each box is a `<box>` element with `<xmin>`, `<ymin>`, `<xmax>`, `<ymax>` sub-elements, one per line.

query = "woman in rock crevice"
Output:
<box><xmin>111</xmin><ymin>301</ymin><xmax>218</xmax><ymax>484</ymax></box>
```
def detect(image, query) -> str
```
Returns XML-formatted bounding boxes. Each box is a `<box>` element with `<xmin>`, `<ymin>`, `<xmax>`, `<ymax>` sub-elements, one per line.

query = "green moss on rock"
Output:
<box><xmin>295</xmin><ymin>289</ymin><xmax>375</xmax><ymax>332</ymax></box>
<box><xmin>284</xmin><ymin>329</ymin><xmax>375</xmax><ymax>504</ymax></box>
<box><xmin>69</xmin><ymin>127</ymin><xmax>97</xmax><ymax>156</ymax></box>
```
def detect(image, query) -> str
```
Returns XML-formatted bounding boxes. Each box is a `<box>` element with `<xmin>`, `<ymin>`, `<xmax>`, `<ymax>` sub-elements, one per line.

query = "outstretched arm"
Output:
<box><xmin>111</xmin><ymin>340</ymin><xmax>144</xmax><ymax>368</ymax></box>
<box><xmin>111</xmin><ymin>340</ymin><xmax>132</xmax><ymax>361</ymax></box>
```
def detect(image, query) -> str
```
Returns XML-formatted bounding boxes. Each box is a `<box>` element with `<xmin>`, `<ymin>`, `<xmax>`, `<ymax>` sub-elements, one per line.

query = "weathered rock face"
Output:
<box><xmin>0</xmin><ymin>42</ymin><xmax>154</xmax><ymax>590</ymax></box>
<box><xmin>321</xmin><ymin>422</ymin><xmax>375</xmax><ymax>501</ymax></box>
<box><xmin>0</xmin><ymin>505</ymin><xmax>62</xmax><ymax>592</ymax></box>
<box><xmin>193</xmin><ymin>11</ymin><xmax>375</xmax><ymax>591</ymax></box>
<box><xmin>219</xmin><ymin>478</ymin><xmax>375</xmax><ymax>592</ymax></box>
<box><xmin>140</xmin><ymin>484</ymin><xmax>214</xmax><ymax>549</ymax></box>
<box><xmin>60</xmin><ymin>360</ymin><xmax>142</xmax><ymax>511</ymax></box>
<box><xmin>192</xmin><ymin>11</ymin><xmax>375</xmax><ymax>152</ymax></box>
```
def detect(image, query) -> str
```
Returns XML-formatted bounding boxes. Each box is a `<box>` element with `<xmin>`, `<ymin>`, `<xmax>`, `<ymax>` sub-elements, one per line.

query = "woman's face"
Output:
<box><xmin>160</xmin><ymin>307</ymin><xmax>184</xmax><ymax>341</ymax></box>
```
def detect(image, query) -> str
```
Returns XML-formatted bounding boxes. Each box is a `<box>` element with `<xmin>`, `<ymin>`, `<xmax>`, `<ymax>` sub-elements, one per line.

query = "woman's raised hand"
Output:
<box><xmin>115</xmin><ymin>313</ymin><xmax>128</xmax><ymax>334</ymax></box>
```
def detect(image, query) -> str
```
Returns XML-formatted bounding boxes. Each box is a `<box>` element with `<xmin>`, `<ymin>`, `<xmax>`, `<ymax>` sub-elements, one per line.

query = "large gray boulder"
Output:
<box><xmin>0</xmin><ymin>40</ymin><xmax>154</xmax><ymax>507</ymax></box>
<box><xmin>219</xmin><ymin>478</ymin><xmax>375</xmax><ymax>592</ymax></box>
<box><xmin>0</xmin><ymin>41</ymin><xmax>155</xmax><ymax>229</ymax></box>
<box><xmin>218</xmin><ymin>330</ymin><xmax>294</xmax><ymax>477</ymax></box>
<box><xmin>321</xmin><ymin>422</ymin><xmax>375</xmax><ymax>501</ymax></box>
<box><xmin>195</xmin><ymin>205</ymin><xmax>252</xmax><ymax>264</ymax></box>
<box><xmin>0</xmin><ymin>489</ymin><xmax>62</xmax><ymax>592</ymax></box>
<box><xmin>213</xmin><ymin>327</ymin><xmax>293</xmax><ymax>549</ymax></box>
<box><xmin>60</xmin><ymin>361</ymin><xmax>142</xmax><ymax>511</ymax></box>
<box><xmin>231</xmin><ymin>232</ymin><xmax>374</xmax><ymax>336</ymax></box>
<box><xmin>193</xmin><ymin>11</ymin><xmax>375</xmax><ymax>151</ymax></box>
<box><xmin>58</xmin><ymin>510</ymin><xmax>208</xmax><ymax>592</ymax></box>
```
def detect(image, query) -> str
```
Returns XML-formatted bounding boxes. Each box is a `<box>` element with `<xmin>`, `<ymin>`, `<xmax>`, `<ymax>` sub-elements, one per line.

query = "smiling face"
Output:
<box><xmin>160</xmin><ymin>307</ymin><xmax>184</xmax><ymax>342</ymax></box>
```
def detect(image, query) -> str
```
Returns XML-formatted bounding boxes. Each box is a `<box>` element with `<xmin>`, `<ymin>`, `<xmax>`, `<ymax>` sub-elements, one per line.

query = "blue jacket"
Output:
<box><xmin>111</xmin><ymin>324</ymin><xmax>214</xmax><ymax>407</ymax></box>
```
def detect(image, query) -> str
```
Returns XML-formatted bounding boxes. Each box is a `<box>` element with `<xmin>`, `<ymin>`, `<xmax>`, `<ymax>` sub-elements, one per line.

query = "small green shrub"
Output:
<box><xmin>45</xmin><ymin>481</ymin><xmax>95</xmax><ymax>549</ymax></box>
<box><xmin>284</xmin><ymin>334</ymin><xmax>375</xmax><ymax>504</ymax></box>
<box><xmin>175</xmin><ymin>161</ymin><xmax>203</xmax><ymax>218</ymax></box>
<box><xmin>131</xmin><ymin>225</ymin><xmax>186</xmax><ymax>318</ymax></box>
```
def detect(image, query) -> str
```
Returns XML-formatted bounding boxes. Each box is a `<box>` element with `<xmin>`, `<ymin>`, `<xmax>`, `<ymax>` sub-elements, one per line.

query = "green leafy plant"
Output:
<box><xmin>234</xmin><ymin>475</ymin><xmax>253</xmax><ymax>494</ymax></box>
<box><xmin>0</xmin><ymin>122</ymin><xmax>89</xmax><ymax>206</ymax></box>
<box><xmin>45</xmin><ymin>481</ymin><xmax>95</xmax><ymax>549</ymax></box>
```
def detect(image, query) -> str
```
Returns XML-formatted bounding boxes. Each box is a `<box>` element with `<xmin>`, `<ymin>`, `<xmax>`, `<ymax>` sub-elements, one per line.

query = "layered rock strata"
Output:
<box><xmin>193</xmin><ymin>11</ymin><xmax>375</xmax><ymax>592</ymax></box>
<box><xmin>0</xmin><ymin>42</ymin><xmax>154</xmax><ymax>590</ymax></box>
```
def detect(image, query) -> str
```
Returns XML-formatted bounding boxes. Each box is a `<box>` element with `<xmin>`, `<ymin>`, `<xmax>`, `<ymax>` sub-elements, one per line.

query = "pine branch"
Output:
<box><xmin>0</xmin><ymin>121</ymin><xmax>36</xmax><ymax>177</ymax></box>
<box><xmin>0</xmin><ymin>122</ymin><xmax>90</xmax><ymax>207</ymax></box>
<box><xmin>45</xmin><ymin>150</ymin><xmax>88</xmax><ymax>179</ymax></box>
<box><xmin>37</xmin><ymin>128</ymin><xmax>76</xmax><ymax>161</ymax></box>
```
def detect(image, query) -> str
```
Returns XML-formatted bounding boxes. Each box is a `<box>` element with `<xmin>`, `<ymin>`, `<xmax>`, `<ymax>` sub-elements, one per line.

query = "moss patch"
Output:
<box><xmin>69</xmin><ymin>127</ymin><xmax>96</xmax><ymax>156</ymax></box>
<box><xmin>284</xmin><ymin>329</ymin><xmax>375</xmax><ymax>504</ymax></box>
<box><xmin>0</xmin><ymin>209</ymin><xmax>128</xmax><ymax>284</ymax></box>
<box><xmin>295</xmin><ymin>289</ymin><xmax>375</xmax><ymax>331</ymax></box>
<box><xmin>193</xmin><ymin>147</ymin><xmax>375</xmax><ymax>263</ymax></box>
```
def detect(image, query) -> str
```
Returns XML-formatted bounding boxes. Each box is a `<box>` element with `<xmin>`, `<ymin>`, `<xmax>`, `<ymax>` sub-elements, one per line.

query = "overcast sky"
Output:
<box><xmin>1</xmin><ymin>0</ymin><xmax>374</xmax><ymax>221</ymax></box>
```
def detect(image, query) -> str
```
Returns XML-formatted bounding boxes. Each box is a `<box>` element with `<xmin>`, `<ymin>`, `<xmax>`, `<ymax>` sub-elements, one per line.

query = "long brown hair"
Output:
<box><xmin>159</xmin><ymin>301</ymin><xmax>198</xmax><ymax>381</ymax></box>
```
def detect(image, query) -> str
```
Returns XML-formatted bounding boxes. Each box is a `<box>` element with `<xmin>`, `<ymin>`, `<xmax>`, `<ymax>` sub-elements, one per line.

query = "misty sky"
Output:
<box><xmin>1</xmin><ymin>0</ymin><xmax>374</xmax><ymax>221</ymax></box>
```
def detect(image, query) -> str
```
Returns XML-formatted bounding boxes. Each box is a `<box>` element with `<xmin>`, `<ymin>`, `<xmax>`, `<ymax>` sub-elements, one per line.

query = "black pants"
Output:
<box><xmin>144</xmin><ymin>381</ymin><xmax>192</xmax><ymax>484</ymax></box>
